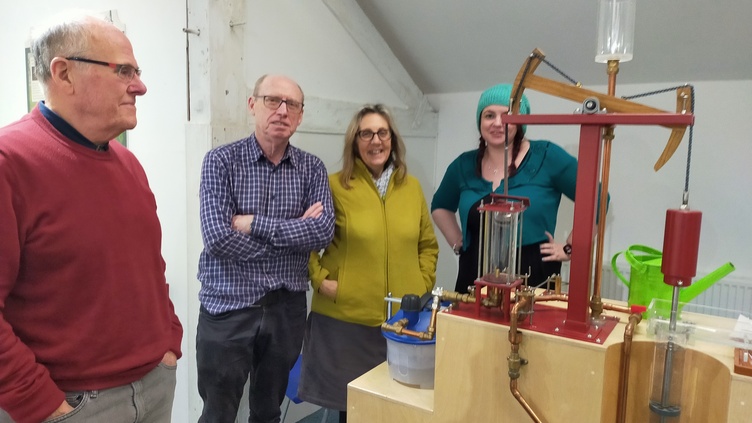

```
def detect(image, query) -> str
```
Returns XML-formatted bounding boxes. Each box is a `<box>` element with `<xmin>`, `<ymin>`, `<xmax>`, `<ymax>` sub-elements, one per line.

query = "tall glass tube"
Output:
<box><xmin>596</xmin><ymin>0</ymin><xmax>636</xmax><ymax>63</ymax></box>
<box><xmin>486</xmin><ymin>211</ymin><xmax>519</xmax><ymax>283</ymax></box>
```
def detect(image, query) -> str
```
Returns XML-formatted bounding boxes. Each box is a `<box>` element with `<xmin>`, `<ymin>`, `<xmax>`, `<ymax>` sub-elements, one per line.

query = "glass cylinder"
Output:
<box><xmin>648</xmin><ymin>328</ymin><xmax>686</xmax><ymax>422</ymax></box>
<box><xmin>484</xmin><ymin>210</ymin><xmax>519</xmax><ymax>283</ymax></box>
<box><xmin>595</xmin><ymin>0</ymin><xmax>636</xmax><ymax>63</ymax></box>
<box><xmin>477</xmin><ymin>196</ymin><xmax>527</xmax><ymax>285</ymax></box>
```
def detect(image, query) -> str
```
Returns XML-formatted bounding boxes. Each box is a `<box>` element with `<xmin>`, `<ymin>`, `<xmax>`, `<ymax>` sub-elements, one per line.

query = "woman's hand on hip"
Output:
<box><xmin>540</xmin><ymin>231</ymin><xmax>570</xmax><ymax>262</ymax></box>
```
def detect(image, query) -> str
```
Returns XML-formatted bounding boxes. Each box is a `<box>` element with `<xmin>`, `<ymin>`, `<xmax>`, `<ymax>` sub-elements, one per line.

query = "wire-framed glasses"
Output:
<box><xmin>357</xmin><ymin>128</ymin><xmax>391</xmax><ymax>142</ymax></box>
<box><xmin>65</xmin><ymin>57</ymin><xmax>141</xmax><ymax>81</ymax></box>
<box><xmin>256</xmin><ymin>96</ymin><xmax>304</xmax><ymax>114</ymax></box>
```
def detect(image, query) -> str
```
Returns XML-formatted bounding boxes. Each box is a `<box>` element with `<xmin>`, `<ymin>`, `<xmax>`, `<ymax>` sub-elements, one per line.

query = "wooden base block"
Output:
<box><xmin>349</xmin><ymin>301</ymin><xmax>752</xmax><ymax>422</ymax></box>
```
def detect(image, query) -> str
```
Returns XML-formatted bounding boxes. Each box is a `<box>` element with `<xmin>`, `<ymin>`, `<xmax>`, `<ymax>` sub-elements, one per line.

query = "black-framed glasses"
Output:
<box><xmin>256</xmin><ymin>95</ymin><xmax>304</xmax><ymax>114</ymax></box>
<box><xmin>65</xmin><ymin>57</ymin><xmax>141</xmax><ymax>82</ymax></box>
<box><xmin>358</xmin><ymin>129</ymin><xmax>391</xmax><ymax>142</ymax></box>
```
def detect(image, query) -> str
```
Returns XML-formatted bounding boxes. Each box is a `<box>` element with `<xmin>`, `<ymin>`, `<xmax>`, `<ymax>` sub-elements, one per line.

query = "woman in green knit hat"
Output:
<box><xmin>431</xmin><ymin>83</ymin><xmax>582</xmax><ymax>292</ymax></box>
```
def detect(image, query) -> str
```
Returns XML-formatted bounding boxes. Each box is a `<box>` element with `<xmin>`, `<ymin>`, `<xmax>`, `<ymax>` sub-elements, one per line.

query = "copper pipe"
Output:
<box><xmin>591</xmin><ymin>60</ymin><xmax>619</xmax><ymax>319</ymax></box>
<box><xmin>424</xmin><ymin>296</ymin><xmax>440</xmax><ymax>340</ymax></box>
<box><xmin>380</xmin><ymin>296</ymin><xmax>441</xmax><ymax>341</ymax></box>
<box><xmin>590</xmin><ymin>128</ymin><xmax>612</xmax><ymax>318</ymax></box>
<box><xmin>381</xmin><ymin>319</ymin><xmax>410</xmax><ymax>334</ymax></box>
<box><xmin>508</xmin><ymin>296</ymin><xmax>527</xmax><ymax>379</ymax></box>
<box><xmin>381</xmin><ymin>319</ymin><xmax>434</xmax><ymax>341</ymax></box>
<box><xmin>554</xmin><ymin>274</ymin><xmax>562</xmax><ymax>295</ymax></box>
<box><xmin>381</xmin><ymin>321</ymin><xmax>434</xmax><ymax>341</ymax></box>
<box><xmin>509</xmin><ymin>295</ymin><xmax>529</xmax><ymax>346</ymax></box>
<box><xmin>602</xmin><ymin>302</ymin><xmax>631</xmax><ymax>315</ymax></box>
<box><xmin>534</xmin><ymin>294</ymin><xmax>568</xmax><ymax>303</ymax></box>
<box><xmin>441</xmin><ymin>291</ymin><xmax>476</xmax><ymax>304</ymax></box>
<box><xmin>397</xmin><ymin>327</ymin><xmax>434</xmax><ymax>341</ymax></box>
<box><xmin>607</xmin><ymin>60</ymin><xmax>619</xmax><ymax>96</ymax></box>
<box><xmin>599</xmin><ymin>301</ymin><xmax>644</xmax><ymax>422</ymax></box>
<box><xmin>510</xmin><ymin>379</ymin><xmax>544</xmax><ymax>423</ymax></box>
<box><xmin>507</xmin><ymin>295</ymin><xmax>545</xmax><ymax>422</ymax></box>
<box><xmin>617</xmin><ymin>312</ymin><xmax>643</xmax><ymax>423</ymax></box>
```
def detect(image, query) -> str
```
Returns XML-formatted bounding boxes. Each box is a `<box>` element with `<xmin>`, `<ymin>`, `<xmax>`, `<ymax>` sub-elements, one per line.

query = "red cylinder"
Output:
<box><xmin>661</xmin><ymin>208</ymin><xmax>702</xmax><ymax>287</ymax></box>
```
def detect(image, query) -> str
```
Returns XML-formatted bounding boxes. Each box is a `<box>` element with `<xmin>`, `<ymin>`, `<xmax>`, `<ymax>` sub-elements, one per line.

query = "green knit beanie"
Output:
<box><xmin>476</xmin><ymin>83</ymin><xmax>531</xmax><ymax>133</ymax></box>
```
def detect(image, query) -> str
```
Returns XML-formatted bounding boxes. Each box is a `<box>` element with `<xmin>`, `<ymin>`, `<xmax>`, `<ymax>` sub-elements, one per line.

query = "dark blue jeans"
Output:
<box><xmin>196</xmin><ymin>290</ymin><xmax>306</xmax><ymax>423</ymax></box>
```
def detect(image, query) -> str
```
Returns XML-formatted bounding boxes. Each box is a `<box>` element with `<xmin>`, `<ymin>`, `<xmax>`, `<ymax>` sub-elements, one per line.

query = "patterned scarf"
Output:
<box><xmin>372</xmin><ymin>163</ymin><xmax>394</xmax><ymax>199</ymax></box>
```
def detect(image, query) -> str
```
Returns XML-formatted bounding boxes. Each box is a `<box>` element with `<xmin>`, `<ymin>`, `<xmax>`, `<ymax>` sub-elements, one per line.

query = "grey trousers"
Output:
<box><xmin>0</xmin><ymin>362</ymin><xmax>177</xmax><ymax>423</ymax></box>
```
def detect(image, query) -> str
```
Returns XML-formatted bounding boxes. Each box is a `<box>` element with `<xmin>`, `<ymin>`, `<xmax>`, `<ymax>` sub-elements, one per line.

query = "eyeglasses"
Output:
<box><xmin>357</xmin><ymin>129</ymin><xmax>391</xmax><ymax>142</ymax></box>
<box><xmin>66</xmin><ymin>57</ymin><xmax>141</xmax><ymax>82</ymax></box>
<box><xmin>256</xmin><ymin>95</ymin><xmax>304</xmax><ymax>114</ymax></box>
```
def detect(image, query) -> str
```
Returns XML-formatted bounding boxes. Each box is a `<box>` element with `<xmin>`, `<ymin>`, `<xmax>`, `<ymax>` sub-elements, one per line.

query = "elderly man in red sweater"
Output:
<box><xmin>0</xmin><ymin>11</ymin><xmax>182</xmax><ymax>423</ymax></box>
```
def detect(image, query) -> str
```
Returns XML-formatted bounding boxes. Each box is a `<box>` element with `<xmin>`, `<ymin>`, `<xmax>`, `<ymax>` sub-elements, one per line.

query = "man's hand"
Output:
<box><xmin>46</xmin><ymin>400</ymin><xmax>74</xmax><ymax>420</ymax></box>
<box><xmin>231</xmin><ymin>214</ymin><xmax>254</xmax><ymax>234</ymax></box>
<box><xmin>162</xmin><ymin>351</ymin><xmax>178</xmax><ymax>367</ymax></box>
<box><xmin>301</xmin><ymin>202</ymin><xmax>323</xmax><ymax>219</ymax></box>
<box><xmin>318</xmin><ymin>278</ymin><xmax>338</xmax><ymax>300</ymax></box>
<box><xmin>231</xmin><ymin>201</ymin><xmax>321</xmax><ymax>235</ymax></box>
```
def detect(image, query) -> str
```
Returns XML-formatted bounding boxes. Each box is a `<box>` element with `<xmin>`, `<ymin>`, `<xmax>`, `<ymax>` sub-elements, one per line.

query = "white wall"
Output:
<box><xmin>429</xmin><ymin>80</ymin><xmax>752</xmax><ymax>292</ymax></box>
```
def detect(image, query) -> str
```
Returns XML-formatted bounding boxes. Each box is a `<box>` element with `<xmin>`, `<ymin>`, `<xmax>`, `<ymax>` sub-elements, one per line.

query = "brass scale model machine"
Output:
<box><xmin>384</xmin><ymin>48</ymin><xmax>704</xmax><ymax>423</ymax></box>
<box><xmin>380</xmin><ymin>2</ymin><xmax>743</xmax><ymax>421</ymax></box>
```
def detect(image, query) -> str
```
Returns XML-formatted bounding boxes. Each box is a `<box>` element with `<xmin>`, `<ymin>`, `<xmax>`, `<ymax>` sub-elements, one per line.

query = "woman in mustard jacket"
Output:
<box><xmin>298</xmin><ymin>104</ymin><xmax>439</xmax><ymax>422</ymax></box>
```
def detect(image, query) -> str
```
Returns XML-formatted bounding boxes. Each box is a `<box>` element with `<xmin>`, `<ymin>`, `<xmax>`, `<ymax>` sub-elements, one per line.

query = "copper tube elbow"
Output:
<box><xmin>617</xmin><ymin>311</ymin><xmax>644</xmax><ymax>423</ymax></box>
<box><xmin>510</xmin><ymin>379</ymin><xmax>544</xmax><ymax>423</ymax></box>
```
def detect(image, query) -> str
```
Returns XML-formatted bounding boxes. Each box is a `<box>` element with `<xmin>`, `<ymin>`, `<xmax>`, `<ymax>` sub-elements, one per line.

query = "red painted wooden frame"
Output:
<box><xmin>502</xmin><ymin>113</ymin><xmax>694</xmax><ymax>331</ymax></box>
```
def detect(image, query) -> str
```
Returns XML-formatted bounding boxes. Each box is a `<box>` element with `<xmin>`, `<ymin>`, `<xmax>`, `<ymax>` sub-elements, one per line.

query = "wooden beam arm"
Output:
<box><xmin>510</xmin><ymin>48</ymin><xmax>693</xmax><ymax>170</ymax></box>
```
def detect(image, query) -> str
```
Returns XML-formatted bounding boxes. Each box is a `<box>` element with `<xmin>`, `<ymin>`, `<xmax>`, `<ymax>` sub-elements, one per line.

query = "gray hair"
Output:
<box><xmin>31</xmin><ymin>12</ymin><xmax>104</xmax><ymax>92</ymax></box>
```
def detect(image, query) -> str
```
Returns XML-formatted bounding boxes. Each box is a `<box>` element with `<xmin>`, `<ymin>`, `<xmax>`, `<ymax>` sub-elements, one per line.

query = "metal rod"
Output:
<box><xmin>656</xmin><ymin>285</ymin><xmax>682</xmax><ymax>422</ymax></box>
<box><xmin>480</xmin><ymin>206</ymin><xmax>490</xmax><ymax>281</ymax></box>
<box><xmin>504</xmin><ymin>126</ymin><xmax>510</xmax><ymax>197</ymax></box>
<box><xmin>591</xmin><ymin>60</ymin><xmax>619</xmax><ymax>319</ymax></box>
<box><xmin>518</xmin><ymin>213</ymin><xmax>524</xmax><ymax>285</ymax></box>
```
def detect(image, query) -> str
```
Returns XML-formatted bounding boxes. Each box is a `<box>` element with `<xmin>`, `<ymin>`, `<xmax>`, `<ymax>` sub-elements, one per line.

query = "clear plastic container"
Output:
<box><xmin>646</xmin><ymin>298</ymin><xmax>752</xmax><ymax>349</ymax></box>
<box><xmin>385</xmin><ymin>338</ymin><xmax>435</xmax><ymax>389</ymax></box>
<box><xmin>383</xmin><ymin>307</ymin><xmax>437</xmax><ymax>389</ymax></box>
<box><xmin>595</xmin><ymin>0</ymin><xmax>636</xmax><ymax>63</ymax></box>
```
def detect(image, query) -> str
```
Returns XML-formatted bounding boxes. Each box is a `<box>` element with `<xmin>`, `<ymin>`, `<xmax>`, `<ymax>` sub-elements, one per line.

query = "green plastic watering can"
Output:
<box><xmin>611</xmin><ymin>245</ymin><xmax>735</xmax><ymax>313</ymax></box>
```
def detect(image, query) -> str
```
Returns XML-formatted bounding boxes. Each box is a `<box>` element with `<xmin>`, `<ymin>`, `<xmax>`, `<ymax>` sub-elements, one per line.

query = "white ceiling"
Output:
<box><xmin>356</xmin><ymin>0</ymin><xmax>752</xmax><ymax>95</ymax></box>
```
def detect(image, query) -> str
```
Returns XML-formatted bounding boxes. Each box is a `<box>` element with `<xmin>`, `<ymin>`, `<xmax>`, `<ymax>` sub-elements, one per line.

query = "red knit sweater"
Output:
<box><xmin>0</xmin><ymin>107</ymin><xmax>182</xmax><ymax>423</ymax></box>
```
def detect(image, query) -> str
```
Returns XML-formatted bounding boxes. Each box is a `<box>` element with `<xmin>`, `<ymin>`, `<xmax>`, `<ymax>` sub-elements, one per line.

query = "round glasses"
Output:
<box><xmin>357</xmin><ymin>129</ymin><xmax>391</xmax><ymax>142</ymax></box>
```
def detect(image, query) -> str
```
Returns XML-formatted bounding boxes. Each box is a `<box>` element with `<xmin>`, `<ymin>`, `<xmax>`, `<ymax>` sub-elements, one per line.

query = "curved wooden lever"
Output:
<box><xmin>510</xmin><ymin>48</ymin><xmax>691</xmax><ymax>171</ymax></box>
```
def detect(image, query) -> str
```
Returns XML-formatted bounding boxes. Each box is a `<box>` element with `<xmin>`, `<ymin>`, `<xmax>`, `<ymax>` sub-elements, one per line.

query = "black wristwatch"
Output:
<box><xmin>563</xmin><ymin>243</ymin><xmax>572</xmax><ymax>256</ymax></box>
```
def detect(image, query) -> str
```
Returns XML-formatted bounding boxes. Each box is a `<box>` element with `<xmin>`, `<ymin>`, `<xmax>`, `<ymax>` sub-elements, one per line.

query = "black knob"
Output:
<box><xmin>400</xmin><ymin>294</ymin><xmax>421</xmax><ymax>312</ymax></box>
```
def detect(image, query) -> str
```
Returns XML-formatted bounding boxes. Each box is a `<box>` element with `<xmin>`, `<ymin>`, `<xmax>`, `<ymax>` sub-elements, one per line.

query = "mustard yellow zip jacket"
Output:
<box><xmin>308</xmin><ymin>160</ymin><xmax>439</xmax><ymax>327</ymax></box>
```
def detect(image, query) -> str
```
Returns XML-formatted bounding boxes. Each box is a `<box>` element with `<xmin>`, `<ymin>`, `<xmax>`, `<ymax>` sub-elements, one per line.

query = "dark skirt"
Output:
<box><xmin>298</xmin><ymin>312</ymin><xmax>387</xmax><ymax>411</ymax></box>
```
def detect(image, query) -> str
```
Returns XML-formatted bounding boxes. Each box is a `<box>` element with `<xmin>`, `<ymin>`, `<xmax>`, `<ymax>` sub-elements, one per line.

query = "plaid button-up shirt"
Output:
<box><xmin>197</xmin><ymin>134</ymin><xmax>334</xmax><ymax>314</ymax></box>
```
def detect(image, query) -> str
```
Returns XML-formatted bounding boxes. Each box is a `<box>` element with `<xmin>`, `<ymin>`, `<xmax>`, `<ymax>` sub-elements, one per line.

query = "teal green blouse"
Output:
<box><xmin>431</xmin><ymin>140</ymin><xmax>581</xmax><ymax>250</ymax></box>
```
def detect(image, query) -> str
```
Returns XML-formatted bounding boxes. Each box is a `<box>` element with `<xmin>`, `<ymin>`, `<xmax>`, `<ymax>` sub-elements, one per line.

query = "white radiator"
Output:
<box><xmin>600</xmin><ymin>265</ymin><xmax>752</xmax><ymax>318</ymax></box>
